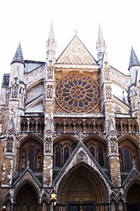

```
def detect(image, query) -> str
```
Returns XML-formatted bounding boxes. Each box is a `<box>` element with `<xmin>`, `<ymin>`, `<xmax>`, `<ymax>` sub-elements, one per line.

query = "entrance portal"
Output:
<box><xmin>127</xmin><ymin>183</ymin><xmax>140</xmax><ymax>211</ymax></box>
<box><xmin>57</xmin><ymin>165</ymin><xmax>108</xmax><ymax>210</ymax></box>
<box><xmin>68</xmin><ymin>203</ymin><xmax>95</xmax><ymax>211</ymax></box>
<box><xmin>14</xmin><ymin>183</ymin><xmax>39</xmax><ymax>210</ymax></box>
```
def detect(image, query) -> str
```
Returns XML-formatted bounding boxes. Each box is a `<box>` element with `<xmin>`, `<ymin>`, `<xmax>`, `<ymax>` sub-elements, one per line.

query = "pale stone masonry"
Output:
<box><xmin>0</xmin><ymin>24</ymin><xmax>140</xmax><ymax>211</ymax></box>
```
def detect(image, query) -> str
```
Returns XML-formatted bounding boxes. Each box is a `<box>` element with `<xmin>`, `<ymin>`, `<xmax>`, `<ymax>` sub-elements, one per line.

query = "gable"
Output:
<box><xmin>54</xmin><ymin>141</ymin><xmax>111</xmax><ymax>191</ymax></box>
<box><xmin>57</xmin><ymin>35</ymin><xmax>97</xmax><ymax>65</ymax></box>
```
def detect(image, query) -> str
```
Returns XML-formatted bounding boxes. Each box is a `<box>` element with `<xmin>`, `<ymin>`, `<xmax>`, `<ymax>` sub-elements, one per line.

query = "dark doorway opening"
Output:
<box><xmin>127</xmin><ymin>183</ymin><xmax>140</xmax><ymax>211</ymax></box>
<box><xmin>67</xmin><ymin>203</ymin><xmax>95</xmax><ymax>211</ymax></box>
<box><xmin>14</xmin><ymin>183</ymin><xmax>38</xmax><ymax>210</ymax></box>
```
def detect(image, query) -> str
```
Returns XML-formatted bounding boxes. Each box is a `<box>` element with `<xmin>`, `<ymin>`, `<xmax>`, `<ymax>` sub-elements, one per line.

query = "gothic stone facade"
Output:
<box><xmin>0</xmin><ymin>25</ymin><xmax>140</xmax><ymax>211</ymax></box>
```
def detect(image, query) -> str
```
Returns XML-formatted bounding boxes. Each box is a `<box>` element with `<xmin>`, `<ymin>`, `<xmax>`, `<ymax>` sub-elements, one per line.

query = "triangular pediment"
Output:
<box><xmin>54</xmin><ymin>141</ymin><xmax>111</xmax><ymax>189</ymax></box>
<box><xmin>123</xmin><ymin>167</ymin><xmax>140</xmax><ymax>186</ymax></box>
<box><xmin>57</xmin><ymin>35</ymin><xmax>97</xmax><ymax>65</ymax></box>
<box><xmin>12</xmin><ymin>166</ymin><xmax>41</xmax><ymax>187</ymax></box>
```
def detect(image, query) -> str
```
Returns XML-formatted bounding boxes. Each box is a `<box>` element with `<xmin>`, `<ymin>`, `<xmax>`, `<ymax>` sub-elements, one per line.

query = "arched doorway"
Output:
<box><xmin>14</xmin><ymin>183</ymin><xmax>39</xmax><ymax>210</ymax></box>
<box><xmin>57</xmin><ymin>164</ymin><xmax>109</xmax><ymax>211</ymax></box>
<box><xmin>127</xmin><ymin>183</ymin><xmax>140</xmax><ymax>211</ymax></box>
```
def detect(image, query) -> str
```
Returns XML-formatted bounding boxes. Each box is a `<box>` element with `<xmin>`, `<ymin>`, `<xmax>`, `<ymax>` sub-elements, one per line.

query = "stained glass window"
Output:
<box><xmin>64</xmin><ymin>146</ymin><xmax>69</xmax><ymax>163</ymax></box>
<box><xmin>28</xmin><ymin>147</ymin><xmax>35</xmax><ymax>170</ymax></box>
<box><xmin>90</xmin><ymin>146</ymin><xmax>95</xmax><ymax>157</ymax></box>
<box><xmin>56</xmin><ymin>146</ymin><xmax>61</xmax><ymax>167</ymax></box>
<box><xmin>98</xmin><ymin>147</ymin><xmax>104</xmax><ymax>167</ymax></box>
<box><xmin>56</xmin><ymin>74</ymin><xmax>99</xmax><ymax>113</ymax></box>
<box><xmin>123</xmin><ymin>148</ymin><xmax>131</xmax><ymax>171</ymax></box>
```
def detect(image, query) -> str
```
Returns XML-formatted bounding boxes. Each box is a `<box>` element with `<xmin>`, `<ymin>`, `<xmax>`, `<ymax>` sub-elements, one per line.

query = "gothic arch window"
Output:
<box><xmin>28</xmin><ymin>147</ymin><xmax>35</xmax><ymax>170</ymax></box>
<box><xmin>98</xmin><ymin>146</ymin><xmax>104</xmax><ymax>167</ymax></box>
<box><xmin>64</xmin><ymin>146</ymin><xmax>70</xmax><ymax>163</ymax></box>
<box><xmin>19</xmin><ymin>138</ymin><xmax>43</xmax><ymax>172</ymax></box>
<box><xmin>89</xmin><ymin>146</ymin><xmax>95</xmax><ymax>157</ymax></box>
<box><xmin>123</xmin><ymin>148</ymin><xmax>131</xmax><ymax>171</ymax></box>
<box><xmin>55</xmin><ymin>146</ymin><xmax>61</xmax><ymax>167</ymax></box>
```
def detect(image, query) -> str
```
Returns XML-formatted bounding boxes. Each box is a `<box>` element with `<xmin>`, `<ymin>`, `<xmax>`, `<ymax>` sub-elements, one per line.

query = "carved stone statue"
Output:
<box><xmin>47</xmin><ymin>84</ymin><xmax>53</xmax><ymax>98</ymax></box>
<box><xmin>37</xmin><ymin>157</ymin><xmax>41</xmax><ymax>171</ymax></box>
<box><xmin>20</xmin><ymin>157</ymin><xmax>26</xmax><ymax>170</ymax></box>
<box><xmin>6</xmin><ymin>141</ymin><xmax>13</xmax><ymax>153</ymax></box>
<box><xmin>45</xmin><ymin>137</ymin><xmax>52</xmax><ymax>153</ymax></box>
<box><xmin>110</xmin><ymin>137</ymin><xmax>117</xmax><ymax>153</ymax></box>
<box><xmin>47</xmin><ymin>66</ymin><xmax>53</xmax><ymax>79</ymax></box>
<box><xmin>105</xmin><ymin>85</ymin><xmax>112</xmax><ymax>100</ymax></box>
<box><xmin>11</xmin><ymin>77</ymin><xmax>19</xmax><ymax>98</ymax></box>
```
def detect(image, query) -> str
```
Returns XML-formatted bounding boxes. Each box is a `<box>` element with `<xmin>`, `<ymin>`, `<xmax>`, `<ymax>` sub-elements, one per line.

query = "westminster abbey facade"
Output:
<box><xmin>0</xmin><ymin>24</ymin><xmax>140</xmax><ymax>211</ymax></box>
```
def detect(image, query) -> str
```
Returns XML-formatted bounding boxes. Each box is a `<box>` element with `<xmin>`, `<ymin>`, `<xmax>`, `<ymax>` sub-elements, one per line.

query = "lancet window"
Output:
<box><xmin>90</xmin><ymin>146</ymin><xmax>95</xmax><ymax>157</ymax></box>
<box><xmin>64</xmin><ymin>146</ymin><xmax>70</xmax><ymax>163</ymax></box>
<box><xmin>98</xmin><ymin>146</ymin><xmax>104</xmax><ymax>167</ymax></box>
<box><xmin>55</xmin><ymin>146</ymin><xmax>61</xmax><ymax>167</ymax></box>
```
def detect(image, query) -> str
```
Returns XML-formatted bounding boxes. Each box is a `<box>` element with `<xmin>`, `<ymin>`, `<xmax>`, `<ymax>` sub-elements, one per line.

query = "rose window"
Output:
<box><xmin>56</xmin><ymin>74</ymin><xmax>99</xmax><ymax>113</ymax></box>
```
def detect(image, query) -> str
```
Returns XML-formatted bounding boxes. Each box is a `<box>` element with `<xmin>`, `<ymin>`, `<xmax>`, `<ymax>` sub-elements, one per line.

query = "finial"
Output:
<box><xmin>27</xmin><ymin>160</ymin><xmax>30</xmax><ymax>168</ymax></box>
<box><xmin>74</xmin><ymin>29</ymin><xmax>77</xmax><ymax>36</ymax></box>
<box><xmin>48</xmin><ymin>21</ymin><xmax>55</xmax><ymax>41</ymax></box>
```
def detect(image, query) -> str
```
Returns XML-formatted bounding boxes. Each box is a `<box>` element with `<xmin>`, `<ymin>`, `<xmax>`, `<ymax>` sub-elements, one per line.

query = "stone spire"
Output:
<box><xmin>128</xmin><ymin>47</ymin><xmax>140</xmax><ymax>70</ymax></box>
<box><xmin>98</xmin><ymin>24</ymin><xmax>104</xmax><ymax>43</ymax></box>
<box><xmin>96</xmin><ymin>24</ymin><xmax>106</xmax><ymax>64</ymax></box>
<box><xmin>46</xmin><ymin>22</ymin><xmax>56</xmax><ymax>61</ymax></box>
<box><xmin>48</xmin><ymin>21</ymin><xmax>55</xmax><ymax>41</ymax></box>
<box><xmin>11</xmin><ymin>43</ymin><xmax>24</xmax><ymax>66</ymax></box>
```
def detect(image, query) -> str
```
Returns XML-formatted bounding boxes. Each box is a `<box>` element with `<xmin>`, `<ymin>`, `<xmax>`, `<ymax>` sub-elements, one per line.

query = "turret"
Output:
<box><xmin>128</xmin><ymin>47</ymin><xmax>140</xmax><ymax>84</ymax></box>
<box><xmin>10</xmin><ymin>43</ymin><xmax>25</xmax><ymax>85</ymax></box>
<box><xmin>96</xmin><ymin>25</ymin><xmax>106</xmax><ymax>65</ymax></box>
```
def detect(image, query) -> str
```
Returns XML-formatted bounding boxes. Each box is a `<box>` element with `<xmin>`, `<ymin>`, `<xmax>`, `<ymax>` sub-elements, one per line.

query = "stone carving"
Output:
<box><xmin>45</xmin><ymin>137</ymin><xmax>52</xmax><ymax>153</ymax></box>
<box><xmin>76</xmin><ymin>150</ymin><xmax>87</xmax><ymax>163</ymax></box>
<box><xmin>47</xmin><ymin>66</ymin><xmax>53</xmax><ymax>79</ymax></box>
<box><xmin>104</xmin><ymin>65</ymin><xmax>110</xmax><ymax>81</ymax></box>
<box><xmin>11</xmin><ymin>77</ymin><xmax>19</xmax><ymax>98</ymax></box>
<box><xmin>57</xmin><ymin>36</ymin><xmax>94</xmax><ymax>64</ymax></box>
<box><xmin>105</xmin><ymin>85</ymin><xmax>112</xmax><ymax>100</ymax></box>
<box><xmin>37</xmin><ymin>157</ymin><xmax>41</xmax><ymax>171</ymax></box>
<box><xmin>110</xmin><ymin>137</ymin><xmax>117</xmax><ymax>153</ymax></box>
<box><xmin>6</xmin><ymin>136</ymin><xmax>13</xmax><ymax>153</ymax></box>
<box><xmin>47</xmin><ymin>84</ymin><xmax>53</xmax><ymax>99</ymax></box>
<box><xmin>110</xmin><ymin>66</ymin><xmax>130</xmax><ymax>91</ymax></box>
<box><xmin>45</xmin><ymin>118</ymin><xmax>52</xmax><ymax>136</ymax></box>
<box><xmin>25</xmin><ymin>66</ymin><xmax>44</xmax><ymax>88</ymax></box>
<box><xmin>20</xmin><ymin>157</ymin><xmax>26</xmax><ymax>170</ymax></box>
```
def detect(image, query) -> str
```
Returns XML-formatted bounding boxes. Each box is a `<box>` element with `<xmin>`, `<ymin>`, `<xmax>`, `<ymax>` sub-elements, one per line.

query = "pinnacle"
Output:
<box><xmin>98</xmin><ymin>24</ymin><xmax>104</xmax><ymax>43</ymax></box>
<box><xmin>48</xmin><ymin>21</ymin><xmax>55</xmax><ymax>41</ymax></box>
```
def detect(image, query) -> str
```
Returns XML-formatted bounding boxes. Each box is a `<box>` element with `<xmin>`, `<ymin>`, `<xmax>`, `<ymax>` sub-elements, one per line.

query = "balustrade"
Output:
<box><xmin>115</xmin><ymin>118</ymin><xmax>139</xmax><ymax>134</ymax></box>
<box><xmin>20</xmin><ymin>116</ymin><xmax>44</xmax><ymax>133</ymax></box>
<box><xmin>54</xmin><ymin>118</ymin><xmax>105</xmax><ymax>134</ymax></box>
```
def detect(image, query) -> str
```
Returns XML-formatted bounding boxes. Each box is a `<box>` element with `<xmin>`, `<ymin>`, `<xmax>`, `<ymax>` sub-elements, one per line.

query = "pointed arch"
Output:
<box><xmin>13</xmin><ymin>179</ymin><xmax>41</xmax><ymax>203</ymax></box>
<box><xmin>53</xmin><ymin>134</ymin><xmax>78</xmax><ymax>144</ymax></box>
<box><xmin>55</xmin><ymin>162</ymin><xmax>109</xmax><ymax>204</ymax></box>
<box><xmin>118</xmin><ymin>134</ymin><xmax>139</xmax><ymax>147</ymax></box>
<box><xmin>20</xmin><ymin>134</ymin><xmax>43</xmax><ymax>146</ymax></box>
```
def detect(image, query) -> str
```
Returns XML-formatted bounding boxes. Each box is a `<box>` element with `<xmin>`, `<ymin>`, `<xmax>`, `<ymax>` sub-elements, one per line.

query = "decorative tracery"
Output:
<box><xmin>56</xmin><ymin>74</ymin><xmax>99</xmax><ymax>113</ymax></box>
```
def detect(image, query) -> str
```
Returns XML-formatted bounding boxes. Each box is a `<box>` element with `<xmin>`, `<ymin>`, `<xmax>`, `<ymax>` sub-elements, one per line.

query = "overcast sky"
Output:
<box><xmin>0</xmin><ymin>0</ymin><xmax>140</xmax><ymax>84</ymax></box>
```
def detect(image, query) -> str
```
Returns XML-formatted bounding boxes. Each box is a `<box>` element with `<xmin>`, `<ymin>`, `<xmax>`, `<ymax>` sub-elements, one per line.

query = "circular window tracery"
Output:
<box><xmin>56</xmin><ymin>74</ymin><xmax>99</xmax><ymax>113</ymax></box>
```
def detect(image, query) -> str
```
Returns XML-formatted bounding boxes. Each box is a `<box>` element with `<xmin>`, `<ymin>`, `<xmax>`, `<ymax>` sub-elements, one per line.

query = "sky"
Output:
<box><xmin>0</xmin><ymin>0</ymin><xmax>140</xmax><ymax>85</ymax></box>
